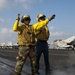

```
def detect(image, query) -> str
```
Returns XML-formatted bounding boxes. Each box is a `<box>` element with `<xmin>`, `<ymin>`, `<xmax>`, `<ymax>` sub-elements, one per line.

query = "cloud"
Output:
<box><xmin>15</xmin><ymin>0</ymin><xmax>33</xmax><ymax>10</ymax></box>
<box><xmin>39</xmin><ymin>0</ymin><xmax>43</xmax><ymax>3</ymax></box>
<box><xmin>0</xmin><ymin>18</ymin><xmax>5</xmax><ymax>24</ymax></box>
<box><xmin>0</xmin><ymin>28</ymin><xmax>14</xmax><ymax>37</ymax></box>
<box><xmin>0</xmin><ymin>28</ymin><xmax>16</xmax><ymax>43</ymax></box>
<box><xmin>14</xmin><ymin>0</ymin><xmax>40</xmax><ymax>10</ymax></box>
<box><xmin>51</xmin><ymin>32</ymin><xmax>65</xmax><ymax>36</ymax></box>
<box><xmin>49</xmin><ymin>26</ymin><xmax>54</xmax><ymax>30</ymax></box>
<box><xmin>0</xmin><ymin>0</ymin><xmax>8</xmax><ymax>9</ymax></box>
<box><xmin>49</xmin><ymin>26</ymin><xmax>66</xmax><ymax>37</ymax></box>
<box><xmin>0</xmin><ymin>0</ymin><xmax>42</xmax><ymax>10</ymax></box>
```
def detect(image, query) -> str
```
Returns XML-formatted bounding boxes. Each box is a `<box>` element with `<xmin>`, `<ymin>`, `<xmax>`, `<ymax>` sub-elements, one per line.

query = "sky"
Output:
<box><xmin>0</xmin><ymin>0</ymin><xmax>75</xmax><ymax>44</ymax></box>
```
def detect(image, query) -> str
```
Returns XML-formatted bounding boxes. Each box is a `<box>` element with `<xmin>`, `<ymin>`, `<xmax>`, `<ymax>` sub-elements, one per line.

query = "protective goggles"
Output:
<box><xmin>24</xmin><ymin>18</ymin><xmax>31</xmax><ymax>21</ymax></box>
<box><xmin>38</xmin><ymin>16</ymin><xmax>46</xmax><ymax>20</ymax></box>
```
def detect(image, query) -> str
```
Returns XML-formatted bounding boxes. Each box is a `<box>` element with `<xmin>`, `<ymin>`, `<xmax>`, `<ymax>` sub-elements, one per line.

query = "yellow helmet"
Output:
<box><xmin>21</xmin><ymin>14</ymin><xmax>31</xmax><ymax>23</ymax></box>
<box><xmin>36</xmin><ymin>14</ymin><xmax>46</xmax><ymax>21</ymax></box>
<box><xmin>23</xmin><ymin>14</ymin><xmax>30</xmax><ymax>19</ymax></box>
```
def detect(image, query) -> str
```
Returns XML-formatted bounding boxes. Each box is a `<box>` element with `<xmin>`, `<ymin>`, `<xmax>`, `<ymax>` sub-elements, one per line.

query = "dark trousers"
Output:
<box><xmin>36</xmin><ymin>40</ymin><xmax>50</xmax><ymax>72</ymax></box>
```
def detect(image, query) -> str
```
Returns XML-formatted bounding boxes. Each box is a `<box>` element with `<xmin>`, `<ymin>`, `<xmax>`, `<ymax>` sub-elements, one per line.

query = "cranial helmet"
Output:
<box><xmin>36</xmin><ymin>14</ymin><xmax>46</xmax><ymax>21</ymax></box>
<box><xmin>21</xmin><ymin>14</ymin><xmax>31</xmax><ymax>23</ymax></box>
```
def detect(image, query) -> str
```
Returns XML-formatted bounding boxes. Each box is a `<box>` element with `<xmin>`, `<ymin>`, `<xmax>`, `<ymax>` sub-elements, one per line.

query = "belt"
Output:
<box><xmin>37</xmin><ymin>39</ymin><xmax>47</xmax><ymax>42</ymax></box>
<box><xmin>19</xmin><ymin>45</ymin><xmax>35</xmax><ymax>47</ymax></box>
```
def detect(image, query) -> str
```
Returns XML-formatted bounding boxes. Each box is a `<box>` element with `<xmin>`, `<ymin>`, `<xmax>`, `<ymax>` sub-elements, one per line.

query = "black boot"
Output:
<box><xmin>32</xmin><ymin>72</ymin><xmax>40</xmax><ymax>75</ymax></box>
<box><xmin>45</xmin><ymin>69</ymin><xmax>52</xmax><ymax>75</ymax></box>
<box><xmin>32</xmin><ymin>70</ymin><xmax>40</xmax><ymax>75</ymax></box>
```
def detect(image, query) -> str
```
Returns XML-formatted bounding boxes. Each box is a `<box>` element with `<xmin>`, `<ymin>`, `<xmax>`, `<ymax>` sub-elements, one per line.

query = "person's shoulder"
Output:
<box><xmin>18</xmin><ymin>23</ymin><xmax>25</xmax><ymax>29</ymax></box>
<box><xmin>20</xmin><ymin>23</ymin><xmax>24</xmax><ymax>26</ymax></box>
<box><xmin>30</xmin><ymin>24</ymin><xmax>34</xmax><ymax>29</ymax></box>
<box><xmin>32</xmin><ymin>22</ymin><xmax>39</xmax><ymax>26</ymax></box>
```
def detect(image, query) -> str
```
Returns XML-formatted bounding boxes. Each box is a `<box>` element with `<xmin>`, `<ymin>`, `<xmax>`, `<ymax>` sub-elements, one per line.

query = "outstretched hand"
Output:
<box><xmin>49</xmin><ymin>14</ymin><xmax>55</xmax><ymax>21</ymax></box>
<box><xmin>51</xmin><ymin>14</ymin><xmax>55</xmax><ymax>19</ymax></box>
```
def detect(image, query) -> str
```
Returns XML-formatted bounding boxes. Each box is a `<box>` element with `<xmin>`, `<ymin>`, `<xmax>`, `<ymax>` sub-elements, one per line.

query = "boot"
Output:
<box><xmin>45</xmin><ymin>69</ymin><xmax>52</xmax><ymax>75</ymax></box>
<box><xmin>32</xmin><ymin>73</ymin><xmax>40</xmax><ymax>75</ymax></box>
<box><xmin>14</xmin><ymin>71</ymin><xmax>21</xmax><ymax>75</ymax></box>
<box><xmin>32</xmin><ymin>70</ymin><xmax>40</xmax><ymax>75</ymax></box>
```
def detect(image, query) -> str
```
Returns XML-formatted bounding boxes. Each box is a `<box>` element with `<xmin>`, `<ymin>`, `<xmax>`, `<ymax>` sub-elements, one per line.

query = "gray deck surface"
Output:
<box><xmin>0</xmin><ymin>48</ymin><xmax>75</xmax><ymax>75</ymax></box>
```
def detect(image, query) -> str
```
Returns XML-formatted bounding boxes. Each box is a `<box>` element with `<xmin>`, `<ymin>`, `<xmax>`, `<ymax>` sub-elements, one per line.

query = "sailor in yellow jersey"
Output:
<box><xmin>13</xmin><ymin>14</ymin><xmax>38</xmax><ymax>75</ymax></box>
<box><xmin>33</xmin><ymin>14</ymin><xmax>55</xmax><ymax>75</ymax></box>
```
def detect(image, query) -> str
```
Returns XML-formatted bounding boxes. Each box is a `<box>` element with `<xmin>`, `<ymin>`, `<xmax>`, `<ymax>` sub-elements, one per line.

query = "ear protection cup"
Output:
<box><xmin>21</xmin><ymin>16</ymin><xmax>24</xmax><ymax>23</ymax></box>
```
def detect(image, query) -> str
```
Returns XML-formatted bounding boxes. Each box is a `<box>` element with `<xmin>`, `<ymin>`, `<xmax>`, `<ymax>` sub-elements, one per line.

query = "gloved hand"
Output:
<box><xmin>16</xmin><ymin>14</ymin><xmax>20</xmax><ymax>21</ymax></box>
<box><xmin>49</xmin><ymin>14</ymin><xmax>55</xmax><ymax>21</ymax></box>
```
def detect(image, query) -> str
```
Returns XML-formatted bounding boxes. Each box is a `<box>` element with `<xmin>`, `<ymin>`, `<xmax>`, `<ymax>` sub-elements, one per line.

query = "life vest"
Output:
<box><xmin>36</xmin><ymin>26</ymin><xmax>50</xmax><ymax>41</ymax></box>
<box><xmin>18</xmin><ymin>24</ymin><xmax>36</xmax><ymax>46</ymax></box>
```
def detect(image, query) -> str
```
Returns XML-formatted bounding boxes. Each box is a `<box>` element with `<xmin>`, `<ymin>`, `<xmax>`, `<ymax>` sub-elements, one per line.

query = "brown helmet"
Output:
<box><xmin>21</xmin><ymin>14</ymin><xmax>31</xmax><ymax>23</ymax></box>
<box><xmin>36</xmin><ymin>14</ymin><xmax>46</xmax><ymax>21</ymax></box>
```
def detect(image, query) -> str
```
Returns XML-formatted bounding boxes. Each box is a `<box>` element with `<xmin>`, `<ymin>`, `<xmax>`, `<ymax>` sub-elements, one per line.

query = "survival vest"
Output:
<box><xmin>18</xmin><ymin>24</ymin><xmax>36</xmax><ymax>46</ymax></box>
<box><xmin>36</xmin><ymin>26</ymin><xmax>50</xmax><ymax>41</ymax></box>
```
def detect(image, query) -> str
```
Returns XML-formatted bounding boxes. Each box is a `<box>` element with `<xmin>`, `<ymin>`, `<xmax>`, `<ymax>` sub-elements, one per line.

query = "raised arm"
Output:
<box><xmin>13</xmin><ymin>14</ymin><xmax>21</xmax><ymax>31</ymax></box>
<box><xmin>33</xmin><ymin>14</ymin><xmax>55</xmax><ymax>31</ymax></box>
